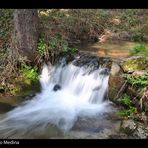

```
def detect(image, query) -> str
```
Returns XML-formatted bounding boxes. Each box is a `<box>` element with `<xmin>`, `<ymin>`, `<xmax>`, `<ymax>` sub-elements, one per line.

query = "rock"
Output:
<box><xmin>0</xmin><ymin>102</ymin><xmax>15</xmax><ymax>113</ymax></box>
<box><xmin>110</xmin><ymin>62</ymin><xmax>121</xmax><ymax>76</ymax></box>
<box><xmin>0</xmin><ymin>88</ymin><xmax>5</xmax><ymax>93</ymax></box>
<box><xmin>53</xmin><ymin>84</ymin><xmax>61</xmax><ymax>92</ymax></box>
<box><xmin>132</xmin><ymin>70</ymin><xmax>147</xmax><ymax>76</ymax></box>
<box><xmin>99</xmin><ymin>68</ymin><xmax>110</xmax><ymax>75</ymax></box>
<box><xmin>120</xmin><ymin>119</ymin><xmax>137</xmax><ymax>135</ymax></box>
<box><xmin>108</xmin><ymin>64</ymin><xmax>126</xmax><ymax>102</ymax></box>
<box><xmin>120</xmin><ymin>56</ymin><xmax>148</xmax><ymax>73</ymax></box>
<box><xmin>118</xmin><ymin>31</ymin><xmax>131</xmax><ymax>41</ymax></box>
<box><xmin>133</xmin><ymin>123</ymin><xmax>148</xmax><ymax>139</ymax></box>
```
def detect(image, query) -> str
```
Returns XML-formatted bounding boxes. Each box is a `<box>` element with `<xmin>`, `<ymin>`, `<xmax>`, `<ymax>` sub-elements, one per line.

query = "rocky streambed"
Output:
<box><xmin>0</xmin><ymin>42</ymin><xmax>148</xmax><ymax>139</ymax></box>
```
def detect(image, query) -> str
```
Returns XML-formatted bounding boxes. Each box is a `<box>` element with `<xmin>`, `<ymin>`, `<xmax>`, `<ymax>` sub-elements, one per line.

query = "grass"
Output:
<box><xmin>39</xmin><ymin>9</ymin><xmax>148</xmax><ymax>43</ymax></box>
<box><xmin>129</xmin><ymin>43</ymin><xmax>148</xmax><ymax>57</ymax></box>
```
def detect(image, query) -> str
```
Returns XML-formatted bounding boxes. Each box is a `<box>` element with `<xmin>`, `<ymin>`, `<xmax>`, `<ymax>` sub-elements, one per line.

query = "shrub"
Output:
<box><xmin>20</xmin><ymin>65</ymin><xmax>39</xmax><ymax>82</ymax></box>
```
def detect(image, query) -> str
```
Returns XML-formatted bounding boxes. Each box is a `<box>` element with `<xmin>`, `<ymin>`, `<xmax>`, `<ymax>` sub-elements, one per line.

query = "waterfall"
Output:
<box><xmin>0</xmin><ymin>53</ymin><xmax>113</xmax><ymax>138</ymax></box>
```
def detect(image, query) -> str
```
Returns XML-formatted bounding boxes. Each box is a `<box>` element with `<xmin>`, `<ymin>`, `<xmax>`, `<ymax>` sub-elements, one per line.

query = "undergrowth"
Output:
<box><xmin>20</xmin><ymin>64</ymin><xmax>39</xmax><ymax>82</ymax></box>
<box><xmin>129</xmin><ymin>44</ymin><xmax>148</xmax><ymax>57</ymax></box>
<box><xmin>36</xmin><ymin>35</ymin><xmax>78</xmax><ymax>65</ymax></box>
<box><xmin>117</xmin><ymin>94</ymin><xmax>137</xmax><ymax>117</ymax></box>
<box><xmin>123</xmin><ymin>73</ymin><xmax>148</xmax><ymax>87</ymax></box>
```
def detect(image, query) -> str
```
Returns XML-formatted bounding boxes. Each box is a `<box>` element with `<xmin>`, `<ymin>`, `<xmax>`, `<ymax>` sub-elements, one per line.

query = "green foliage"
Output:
<box><xmin>37</xmin><ymin>38</ymin><xmax>46</xmax><ymax>56</ymax></box>
<box><xmin>0</xmin><ymin>9</ymin><xmax>13</xmax><ymax>38</ymax></box>
<box><xmin>49</xmin><ymin>36</ymin><xmax>68</xmax><ymax>51</ymax></box>
<box><xmin>20</xmin><ymin>65</ymin><xmax>39</xmax><ymax>82</ymax></box>
<box><xmin>36</xmin><ymin>36</ymin><xmax>78</xmax><ymax>65</ymax></box>
<box><xmin>118</xmin><ymin>93</ymin><xmax>132</xmax><ymax>107</ymax></box>
<box><xmin>117</xmin><ymin>93</ymin><xmax>137</xmax><ymax>117</ymax></box>
<box><xmin>117</xmin><ymin>107</ymin><xmax>137</xmax><ymax>117</ymax></box>
<box><xmin>0</xmin><ymin>9</ymin><xmax>13</xmax><ymax>53</ymax></box>
<box><xmin>49</xmin><ymin>36</ymin><xmax>78</xmax><ymax>52</ymax></box>
<box><xmin>123</xmin><ymin>73</ymin><xmax>148</xmax><ymax>87</ymax></box>
<box><xmin>63</xmin><ymin>47</ymin><xmax>78</xmax><ymax>52</ymax></box>
<box><xmin>129</xmin><ymin>44</ymin><xmax>148</xmax><ymax>56</ymax></box>
<box><xmin>37</xmin><ymin>36</ymin><xmax>78</xmax><ymax>55</ymax></box>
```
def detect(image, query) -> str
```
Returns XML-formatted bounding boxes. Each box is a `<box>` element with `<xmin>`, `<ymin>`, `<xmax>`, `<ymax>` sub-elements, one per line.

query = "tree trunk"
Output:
<box><xmin>13</xmin><ymin>9</ymin><xmax>39</xmax><ymax>62</ymax></box>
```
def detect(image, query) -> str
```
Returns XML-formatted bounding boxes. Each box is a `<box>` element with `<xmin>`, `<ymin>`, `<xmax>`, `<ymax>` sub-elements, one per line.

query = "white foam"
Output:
<box><xmin>0</xmin><ymin>63</ymin><xmax>113</xmax><ymax>138</ymax></box>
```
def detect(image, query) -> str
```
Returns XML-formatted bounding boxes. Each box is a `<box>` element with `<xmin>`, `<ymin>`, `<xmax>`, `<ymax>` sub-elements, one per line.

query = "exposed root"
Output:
<box><xmin>140</xmin><ymin>87</ymin><xmax>148</xmax><ymax>110</ymax></box>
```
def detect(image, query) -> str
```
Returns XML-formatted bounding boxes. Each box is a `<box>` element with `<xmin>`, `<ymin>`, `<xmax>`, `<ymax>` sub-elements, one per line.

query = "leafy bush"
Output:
<box><xmin>20</xmin><ymin>65</ymin><xmax>39</xmax><ymax>82</ymax></box>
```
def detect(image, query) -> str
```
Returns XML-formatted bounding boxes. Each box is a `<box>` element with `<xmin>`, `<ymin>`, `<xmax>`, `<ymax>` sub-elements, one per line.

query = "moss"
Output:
<box><xmin>120</xmin><ymin>56</ymin><xmax>148</xmax><ymax>73</ymax></box>
<box><xmin>8</xmin><ymin>74</ymin><xmax>40</xmax><ymax>97</ymax></box>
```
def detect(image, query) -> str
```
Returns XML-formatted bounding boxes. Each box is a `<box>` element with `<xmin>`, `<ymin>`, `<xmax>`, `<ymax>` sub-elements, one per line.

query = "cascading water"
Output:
<box><xmin>0</xmin><ymin>52</ymin><xmax>114</xmax><ymax>138</ymax></box>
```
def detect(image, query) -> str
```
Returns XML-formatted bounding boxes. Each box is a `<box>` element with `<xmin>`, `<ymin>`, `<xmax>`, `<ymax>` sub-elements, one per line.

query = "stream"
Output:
<box><xmin>0</xmin><ymin>41</ymin><xmax>142</xmax><ymax>139</ymax></box>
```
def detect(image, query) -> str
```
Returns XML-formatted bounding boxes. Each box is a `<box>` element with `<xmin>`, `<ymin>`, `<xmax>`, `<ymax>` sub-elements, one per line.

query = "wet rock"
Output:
<box><xmin>120</xmin><ymin>119</ymin><xmax>137</xmax><ymax>135</ymax></box>
<box><xmin>0</xmin><ymin>102</ymin><xmax>15</xmax><ymax>113</ymax></box>
<box><xmin>55</xmin><ymin>51</ymin><xmax>112</xmax><ymax>74</ymax></box>
<box><xmin>99</xmin><ymin>68</ymin><xmax>110</xmax><ymax>75</ymax></box>
<box><xmin>53</xmin><ymin>84</ymin><xmax>61</xmax><ymax>92</ymax></box>
<box><xmin>24</xmin><ymin>94</ymin><xmax>36</xmax><ymax>100</ymax></box>
<box><xmin>120</xmin><ymin>56</ymin><xmax>148</xmax><ymax>73</ymax></box>
<box><xmin>55</xmin><ymin>51</ymin><xmax>76</xmax><ymax>66</ymax></box>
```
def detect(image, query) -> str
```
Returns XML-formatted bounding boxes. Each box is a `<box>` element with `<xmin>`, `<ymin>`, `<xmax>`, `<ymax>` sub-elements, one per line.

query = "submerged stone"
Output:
<box><xmin>53</xmin><ymin>84</ymin><xmax>61</xmax><ymax>92</ymax></box>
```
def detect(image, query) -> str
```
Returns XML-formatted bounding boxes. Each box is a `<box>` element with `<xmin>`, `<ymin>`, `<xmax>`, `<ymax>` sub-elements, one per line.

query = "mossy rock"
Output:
<box><xmin>9</xmin><ymin>76</ymin><xmax>40</xmax><ymax>97</ymax></box>
<box><xmin>120</xmin><ymin>56</ymin><xmax>148</xmax><ymax>73</ymax></box>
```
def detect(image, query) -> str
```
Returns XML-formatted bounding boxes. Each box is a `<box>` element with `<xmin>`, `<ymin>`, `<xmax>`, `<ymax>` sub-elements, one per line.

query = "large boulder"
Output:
<box><xmin>108</xmin><ymin>62</ymin><xmax>126</xmax><ymax>102</ymax></box>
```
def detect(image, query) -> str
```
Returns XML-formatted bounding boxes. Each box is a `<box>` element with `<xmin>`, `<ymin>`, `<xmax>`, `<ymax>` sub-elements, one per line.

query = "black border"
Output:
<box><xmin>0</xmin><ymin>139</ymin><xmax>147</xmax><ymax>146</ymax></box>
<box><xmin>0</xmin><ymin>0</ymin><xmax>148</xmax><ymax>8</ymax></box>
<box><xmin>0</xmin><ymin>0</ymin><xmax>148</xmax><ymax>146</ymax></box>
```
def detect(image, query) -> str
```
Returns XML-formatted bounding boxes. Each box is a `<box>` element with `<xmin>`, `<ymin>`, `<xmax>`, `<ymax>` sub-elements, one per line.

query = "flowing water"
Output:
<box><xmin>0</xmin><ymin>54</ymin><xmax>116</xmax><ymax>139</ymax></box>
